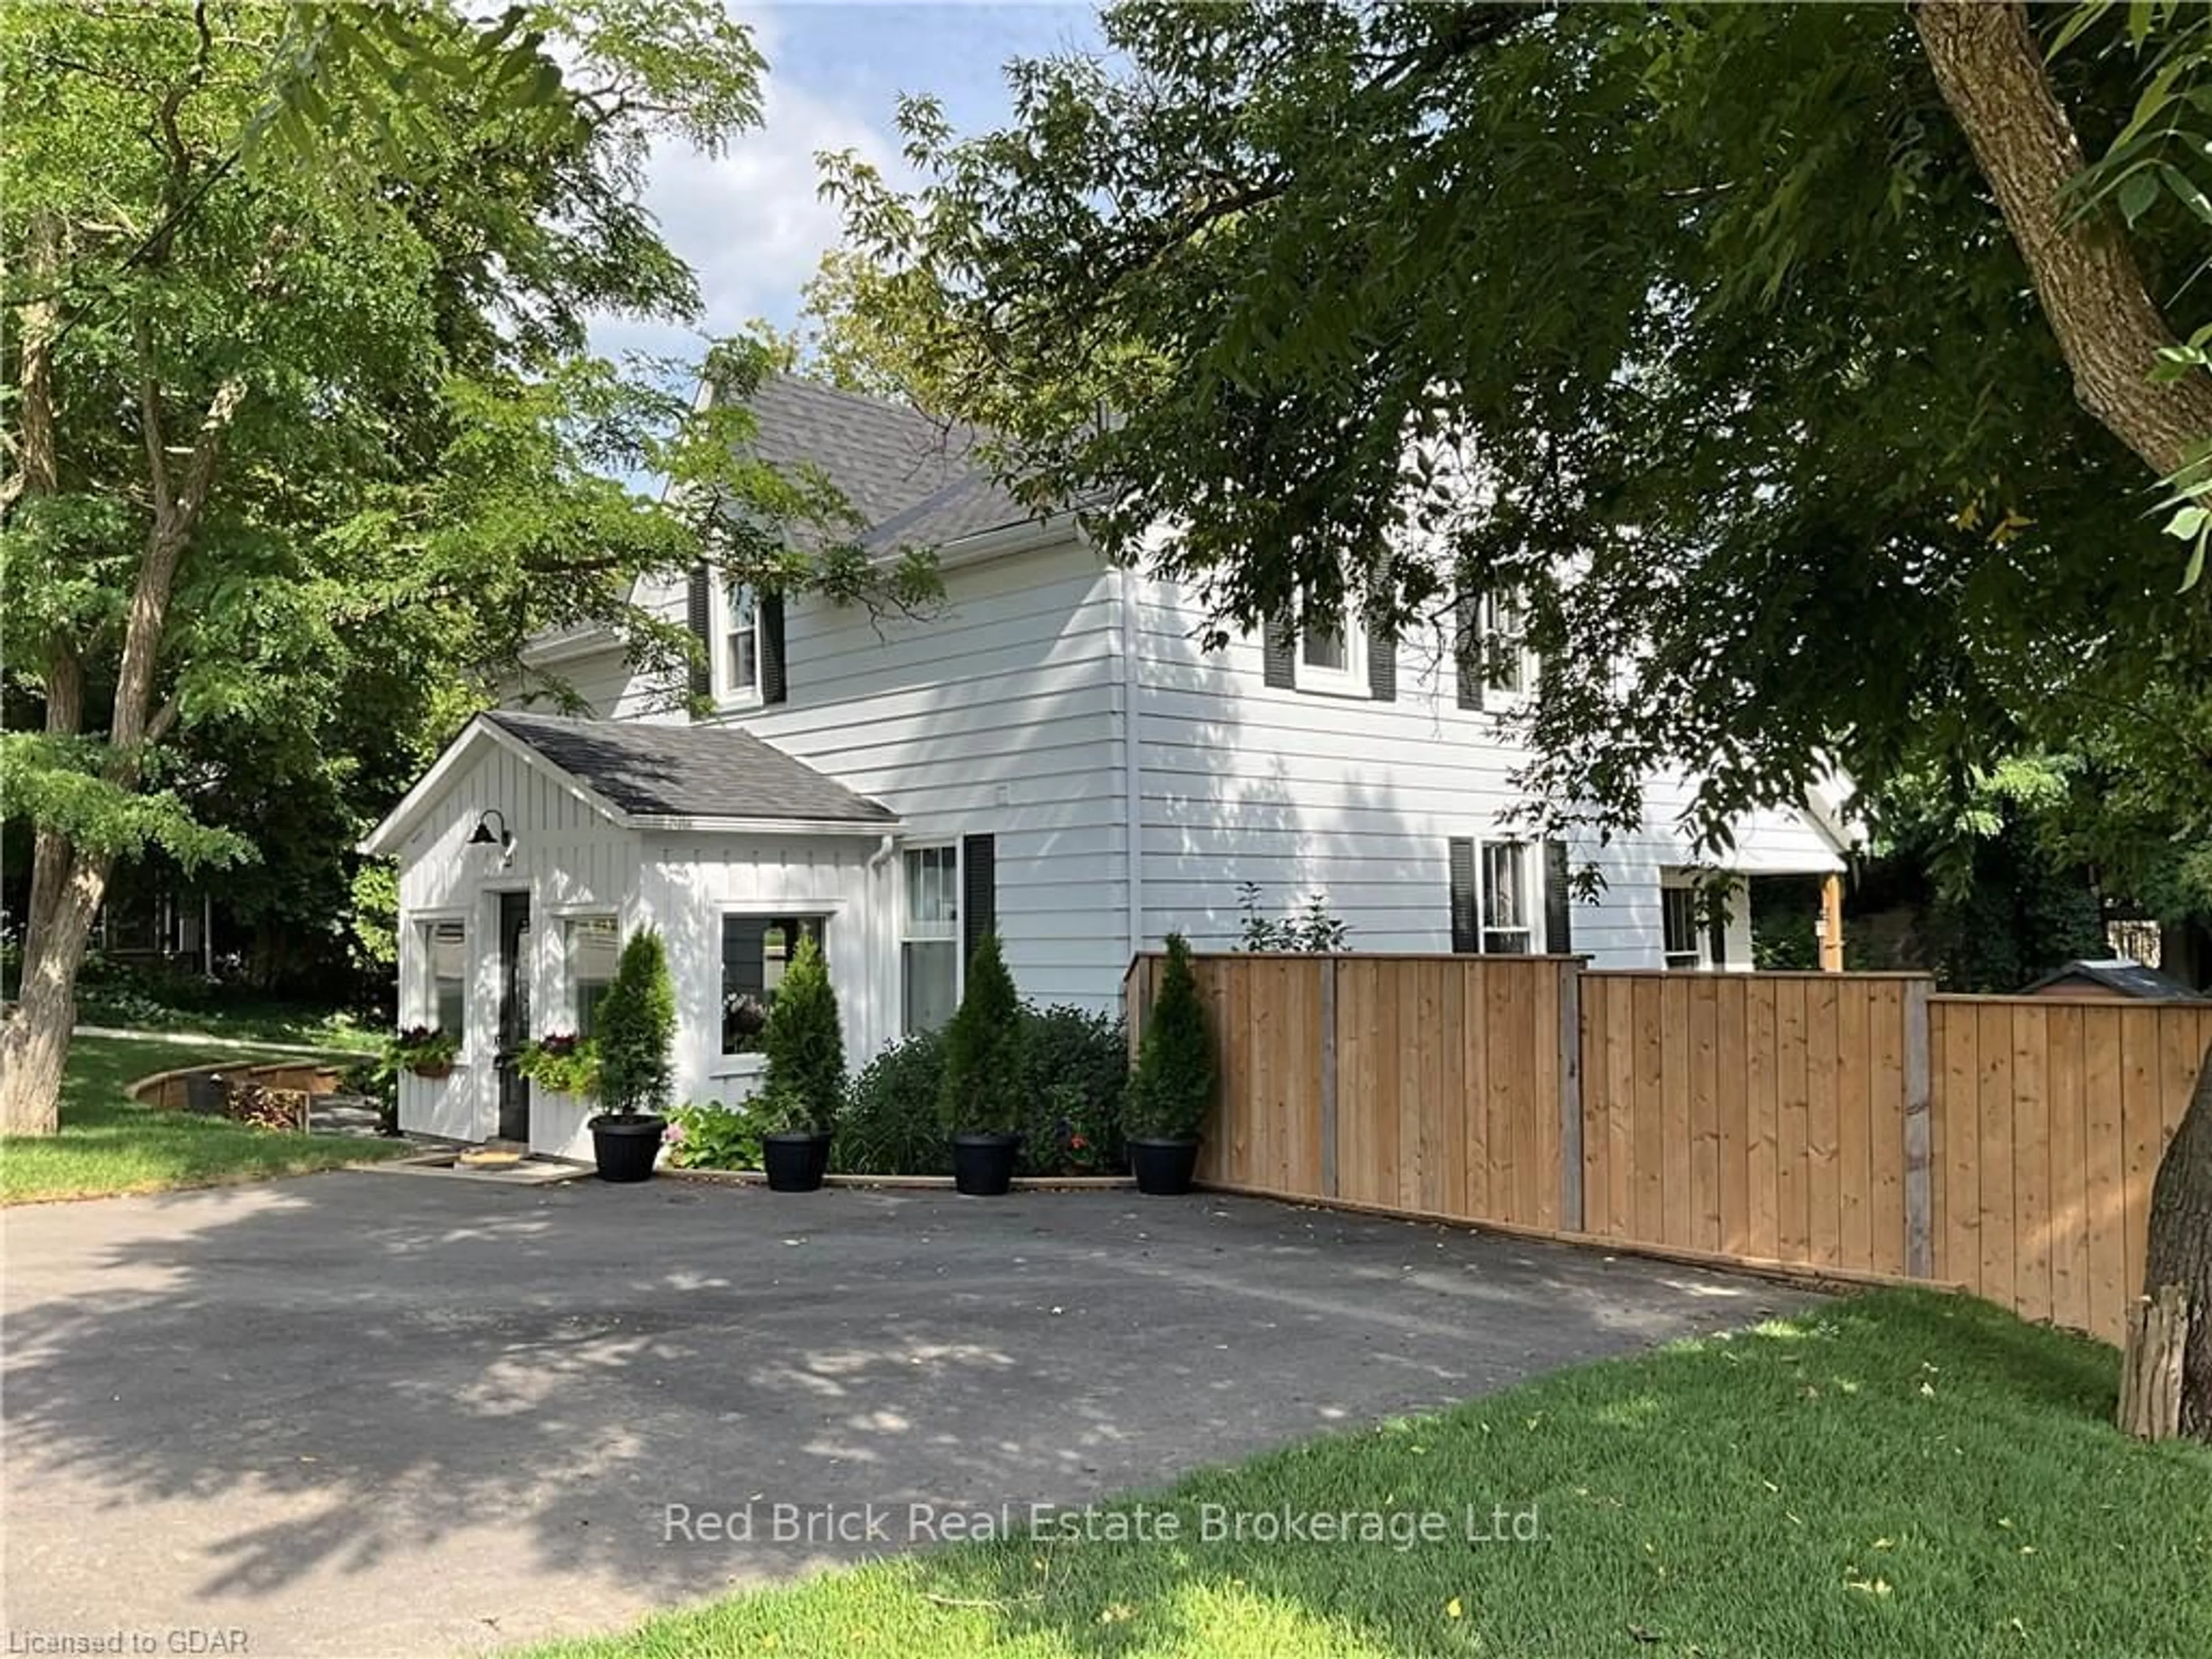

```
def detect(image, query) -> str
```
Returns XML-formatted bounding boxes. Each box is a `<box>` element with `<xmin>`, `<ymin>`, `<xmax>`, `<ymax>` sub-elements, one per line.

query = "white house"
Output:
<box><xmin>363</xmin><ymin>376</ymin><xmax>1853</xmax><ymax>1157</ymax></box>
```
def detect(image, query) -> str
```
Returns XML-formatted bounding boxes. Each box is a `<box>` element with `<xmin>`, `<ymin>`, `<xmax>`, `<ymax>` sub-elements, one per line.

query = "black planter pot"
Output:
<box><xmin>589</xmin><ymin>1113</ymin><xmax>666</xmax><ymax>1183</ymax></box>
<box><xmin>1128</xmin><ymin>1135</ymin><xmax>1202</xmax><ymax>1196</ymax></box>
<box><xmin>950</xmin><ymin>1131</ymin><xmax>1021</xmax><ymax>1196</ymax></box>
<box><xmin>763</xmin><ymin>1130</ymin><xmax>833</xmax><ymax>1193</ymax></box>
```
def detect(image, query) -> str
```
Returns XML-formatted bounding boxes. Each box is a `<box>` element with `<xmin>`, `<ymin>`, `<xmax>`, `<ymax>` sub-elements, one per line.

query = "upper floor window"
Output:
<box><xmin>1476</xmin><ymin>589</ymin><xmax>1531</xmax><ymax>699</ymax></box>
<box><xmin>715</xmin><ymin>581</ymin><xmax>760</xmax><ymax>706</ymax></box>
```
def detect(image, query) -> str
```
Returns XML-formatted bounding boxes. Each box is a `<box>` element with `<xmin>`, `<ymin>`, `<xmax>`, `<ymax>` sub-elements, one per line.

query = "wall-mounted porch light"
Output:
<box><xmin>467</xmin><ymin>809</ymin><xmax>513</xmax><ymax>853</ymax></box>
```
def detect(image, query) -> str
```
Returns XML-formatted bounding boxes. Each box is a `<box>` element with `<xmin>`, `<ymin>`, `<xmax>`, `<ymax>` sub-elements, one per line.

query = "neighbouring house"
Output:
<box><xmin>2020</xmin><ymin>958</ymin><xmax>2207</xmax><ymax>1002</ymax></box>
<box><xmin>362</xmin><ymin>376</ymin><xmax>1857</xmax><ymax>1157</ymax></box>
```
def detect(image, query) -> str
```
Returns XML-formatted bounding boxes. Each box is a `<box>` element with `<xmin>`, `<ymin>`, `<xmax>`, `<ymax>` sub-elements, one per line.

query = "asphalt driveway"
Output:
<box><xmin>2</xmin><ymin>1172</ymin><xmax>1809</xmax><ymax>1657</ymax></box>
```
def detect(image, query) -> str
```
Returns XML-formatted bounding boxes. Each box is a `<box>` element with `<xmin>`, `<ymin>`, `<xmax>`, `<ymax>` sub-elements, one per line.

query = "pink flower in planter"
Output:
<box><xmin>662</xmin><ymin>1121</ymin><xmax>687</xmax><ymax>1145</ymax></box>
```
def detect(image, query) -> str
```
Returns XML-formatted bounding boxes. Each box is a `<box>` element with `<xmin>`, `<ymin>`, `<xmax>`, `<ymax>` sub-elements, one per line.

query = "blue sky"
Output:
<box><xmin>588</xmin><ymin>2</ymin><xmax>1098</xmax><ymax>370</ymax></box>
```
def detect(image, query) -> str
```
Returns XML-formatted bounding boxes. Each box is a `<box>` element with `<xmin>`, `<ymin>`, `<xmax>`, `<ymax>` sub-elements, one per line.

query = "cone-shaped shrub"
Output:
<box><xmin>1126</xmin><ymin>933</ymin><xmax>1214</xmax><ymax>1139</ymax></box>
<box><xmin>759</xmin><ymin>932</ymin><xmax>845</xmax><ymax>1132</ymax></box>
<box><xmin>595</xmin><ymin>927</ymin><xmax>675</xmax><ymax>1118</ymax></box>
<box><xmin>937</xmin><ymin>932</ymin><xmax>1024</xmax><ymax>1133</ymax></box>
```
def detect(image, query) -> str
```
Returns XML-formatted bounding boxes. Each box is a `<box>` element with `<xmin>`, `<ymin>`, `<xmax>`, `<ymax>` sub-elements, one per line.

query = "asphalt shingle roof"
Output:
<box><xmin>730</xmin><ymin>375</ymin><xmax>1035</xmax><ymax>552</ymax></box>
<box><xmin>2020</xmin><ymin>959</ymin><xmax>2207</xmax><ymax>1002</ymax></box>
<box><xmin>485</xmin><ymin>711</ymin><xmax>896</xmax><ymax>826</ymax></box>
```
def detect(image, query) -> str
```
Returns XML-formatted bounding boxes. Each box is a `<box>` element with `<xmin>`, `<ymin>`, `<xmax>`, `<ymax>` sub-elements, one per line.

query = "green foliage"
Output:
<box><xmin>1235</xmin><ymin>883</ymin><xmax>1350</xmax><ymax>953</ymax></box>
<box><xmin>935</xmin><ymin>934</ymin><xmax>1024</xmax><ymax>1135</ymax></box>
<box><xmin>836</xmin><ymin>1028</ymin><xmax>952</xmax><ymax>1176</ymax></box>
<box><xmin>1126</xmin><ymin>934</ymin><xmax>1213</xmax><ymax>1141</ymax></box>
<box><xmin>1017</xmin><ymin>1004</ymin><xmax>1127</xmax><ymax>1176</ymax></box>
<box><xmin>514</xmin><ymin>1035</ymin><xmax>601</xmax><ymax>1099</ymax></box>
<box><xmin>817</xmin><ymin>2</ymin><xmax>2212</xmax><ymax>885</ymax></box>
<box><xmin>757</xmin><ymin>932</ymin><xmax>844</xmax><ymax>1132</ymax></box>
<box><xmin>593</xmin><ymin>928</ymin><xmax>673</xmax><ymax>1118</ymax></box>
<box><xmin>385</xmin><ymin>1026</ymin><xmax>459</xmax><ymax>1073</ymax></box>
<box><xmin>662</xmin><ymin>1100</ymin><xmax>764</xmax><ymax>1172</ymax></box>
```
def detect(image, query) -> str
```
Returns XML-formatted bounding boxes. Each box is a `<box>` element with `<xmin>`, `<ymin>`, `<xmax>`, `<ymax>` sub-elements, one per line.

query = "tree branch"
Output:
<box><xmin>1914</xmin><ymin>0</ymin><xmax>2212</xmax><ymax>478</ymax></box>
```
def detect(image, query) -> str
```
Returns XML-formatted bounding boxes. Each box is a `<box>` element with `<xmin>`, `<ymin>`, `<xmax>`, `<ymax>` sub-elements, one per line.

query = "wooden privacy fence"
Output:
<box><xmin>1124</xmin><ymin>953</ymin><xmax>2212</xmax><ymax>1346</ymax></box>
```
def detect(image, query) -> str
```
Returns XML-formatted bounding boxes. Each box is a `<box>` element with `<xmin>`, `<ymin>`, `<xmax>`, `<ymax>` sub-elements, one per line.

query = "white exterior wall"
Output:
<box><xmin>1128</xmin><ymin>572</ymin><xmax>1840</xmax><ymax>967</ymax></box>
<box><xmin>563</xmin><ymin>536</ymin><xmax>1134</xmax><ymax>1014</ymax></box>
<box><xmin>387</xmin><ymin>733</ymin><xmax>893</xmax><ymax>1156</ymax></box>
<box><xmin>639</xmin><ymin>830</ymin><xmax>893</xmax><ymax>1112</ymax></box>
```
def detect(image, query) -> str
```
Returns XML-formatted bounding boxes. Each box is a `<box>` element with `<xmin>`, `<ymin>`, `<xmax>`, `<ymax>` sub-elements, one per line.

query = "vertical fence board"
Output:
<box><xmin>1869</xmin><ymin>980</ymin><xmax>1909</xmax><ymax>1277</ymax></box>
<box><xmin>1134</xmin><ymin>956</ymin><xmax>2203</xmax><ymax>1350</ymax></box>
<box><xmin>1806</xmin><ymin>978</ymin><xmax>1842</xmax><ymax>1269</ymax></box>
<box><xmin>2044</xmin><ymin>1004</ymin><xmax>2087</xmax><ymax>1336</ymax></box>
<box><xmin>1684</xmin><ymin>979</ymin><xmax>1718</xmax><ymax>1251</ymax></box>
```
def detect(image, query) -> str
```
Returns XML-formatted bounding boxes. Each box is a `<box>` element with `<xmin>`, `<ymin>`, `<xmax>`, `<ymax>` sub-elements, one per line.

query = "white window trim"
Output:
<box><xmin>1293</xmin><ymin>597</ymin><xmax>1368</xmax><ymax>699</ymax></box>
<box><xmin>407</xmin><ymin>911</ymin><xmax>473</xmax><ymax>1057</ymax></box>
<box><xmin>1472</xmin><ymin>590</ymin><xmax>1535</xmax><ymax>708</ymax></box>
<box><xmin>1476</xmin><ymin>840</ymin><xmax>1535</xmax><ymax>956</ymax></box>
<box><xmin>1659</xmin><ymin>874</ymin><xmax>1714</xmax><ymax>971</ymax></box>
<box><xmin>902</xmin><ymin>841</ymin><xmax>964</xmax><ymax>1032</ymax></box>
<box><xmin>557</xmin><ymin>912</ymin><xmax>620</xmax><ymax>1032</ymax></box>
<box><xmin>710</xmin><ymin>578</ymin><xmax>763</xmax><ymax>711</ymax></box>
<box><xmin>713</xmin><ymin>902</ymin><xmax>843</xmax><ymax>1068</ymax></box>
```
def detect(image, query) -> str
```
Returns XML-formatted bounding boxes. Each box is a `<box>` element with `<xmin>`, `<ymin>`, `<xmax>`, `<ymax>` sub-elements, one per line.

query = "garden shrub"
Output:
<box><xmin>1017</xmin><ymin>1003</ymin><xmax>1127</xmax><ymax>1175</ymax></box>
<box><xmin>756</xmin><ymin>933</ymin><xmax>843</xmax><ymax>1132</ymax></box>
<box><xmin>936</xmin><ymin>933</ymin><xmax>1024</xmax><ymax>1134</ymax></box>
<box><xmin>594</xmin><ymin>927</ymin><xmax>675</xmax><ymax>1118</ymax></box>
<box><xmin>1126</xmin><ymin>932</ymin><xmax>1215</xmax><ymax>1139</ymax></box>
<box><xmin>662</xmin><ymin>1100</ymin><xmax>765</xmax><ymax>1171</ymax></box>
<box><xmin>836</xmin><ymin>1028</ymin><xmax>950</xmax><ymax>1175</ymax></box>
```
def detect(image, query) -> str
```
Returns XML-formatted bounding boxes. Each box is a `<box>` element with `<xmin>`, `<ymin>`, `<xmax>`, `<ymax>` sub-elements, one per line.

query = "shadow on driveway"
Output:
<box><xmin>1</xmin><ymin>1173</ymin><xmax>1810</xmax><ymax>1655</ymax></box>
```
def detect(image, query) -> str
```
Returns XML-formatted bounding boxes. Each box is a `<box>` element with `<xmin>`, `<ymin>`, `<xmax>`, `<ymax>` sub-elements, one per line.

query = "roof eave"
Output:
<box><xmin>629</xmin><ymin>813</ymin><xmax>902</xmax><ymax>837</ymax></box>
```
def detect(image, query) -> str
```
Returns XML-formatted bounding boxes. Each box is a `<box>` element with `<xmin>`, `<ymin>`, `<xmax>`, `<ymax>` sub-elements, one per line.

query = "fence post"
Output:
<box><xmin>1902</xmin><ymin>976</ymin><xmax>1934</xmax><ymax>1279</ymax></box>
<box><xmin>1558</xmin><ymin>960</ymin><xmax>1586</xmax><ymax>1233</ymax></box>
<box><xmin>1319</xmin><ymin>957</ymin><xmax>1339</xmax><ymax>1199</ymax></box>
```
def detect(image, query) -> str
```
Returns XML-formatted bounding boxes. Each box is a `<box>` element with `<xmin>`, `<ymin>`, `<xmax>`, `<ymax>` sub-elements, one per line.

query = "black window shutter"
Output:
<box><xmin>1262</xmin><ymin>614</ymin><xmax>1296</xmax><ymax>689</ymax></box>
<box><xmin>1448</xmin><ymin>839</ymin><xmax>1478</xmax><ymax>955</ymax></box>
<box><xmin>1366</xmin><ymin>613</ymin><xmax>1396</xmax><ymax>702</ymax></box>
<box><xmin>961</xmin><ymin>833</ymin><xmax>996</xmax><ymax>968</ymax></box>
<box><xmin>760</xmin><ymin>590</ymin><xmax>787</xmax><ymax>705</ymax></box>
<box><xmin>686</xmin><ymin>563</ymin><xmax>713</xmax><ymax>710</ymax></box>
<box><xmin>1543</xmin><ymin>839</ymin><xmax>1573</xmax><ymax>955</ymax></box>
<box><xmin>1706</xmin><ymin>907</ymin><xmax>1729</xmax><ymax>969</ymax></box>
<box><xmin>1454</xmin><ymin>589</ymin><xmax>1483</xmax><ymax>710</ymax></box>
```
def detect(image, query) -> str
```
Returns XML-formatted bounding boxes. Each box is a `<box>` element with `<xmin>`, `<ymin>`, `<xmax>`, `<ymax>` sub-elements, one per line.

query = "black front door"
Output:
<box><xmin>495</xmin><ymin>892</ymin><xmax>531</xmax><ymax>1142</ymax></box>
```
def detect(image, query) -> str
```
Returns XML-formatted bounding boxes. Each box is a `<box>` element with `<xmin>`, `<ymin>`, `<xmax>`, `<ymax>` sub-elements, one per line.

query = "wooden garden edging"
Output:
<box><xmin>1126</xmin><ymin>953</ymin><xmax>2212</xmax><ymax>1346</ymax></box>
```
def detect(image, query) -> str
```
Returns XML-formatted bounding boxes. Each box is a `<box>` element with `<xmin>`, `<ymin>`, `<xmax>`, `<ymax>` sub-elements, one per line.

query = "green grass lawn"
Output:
<box><xmin>536</xmin><ymin>1291</ymin><xmax>2211</xmax><ymax>1659</ymax></box>
<box><xmin>0</xmin><ymin>1034</ymin><xmax>407</xmax><ymax>1204</ymax></box>
<box><xmin>74</xmin><ymin>990</ymin><xmax>384</xmax><ymax>1052</ymax></box>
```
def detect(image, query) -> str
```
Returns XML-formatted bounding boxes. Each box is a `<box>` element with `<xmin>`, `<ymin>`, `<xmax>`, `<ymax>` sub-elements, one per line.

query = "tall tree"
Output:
<box><xmin>817</xmin><ymin>1</ymin><xmax>2212</xmax><ymax>1425</ymax></box>
<box><xmin>0</xmin><ymin>2</ymin><xmax>919</xmax><ymax>1132</ymax></box>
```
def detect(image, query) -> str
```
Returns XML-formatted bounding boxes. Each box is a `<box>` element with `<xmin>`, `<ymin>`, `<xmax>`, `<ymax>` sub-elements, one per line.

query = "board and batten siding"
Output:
<box><xmin>555</xmin><ymin>536</ymin><xmax>1135</xmax><ymax>1014</ymax></box>
<box><xmin>1128</xmin><ymin>571</ymin><xmax>1839</xmax><ymax>963</ymax></box>
<box><xmin>391</xmin><ymin>735</ymin><xmax>642</xmax><ymax>1150</ymax></box>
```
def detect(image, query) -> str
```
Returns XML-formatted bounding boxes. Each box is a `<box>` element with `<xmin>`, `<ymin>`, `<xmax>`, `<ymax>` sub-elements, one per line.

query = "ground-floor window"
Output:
<box><xmin>416</xmin><ymin>918</ymin><xmax>467</xmax><ymax>1037</ymax></box>
<box><xmin>721</xmin><ymin>914</ymin><xmax>827</xmax><ymax>1054</ymax></box>
<box><xmin>1661</xmin><ymin>884</ymin><xmax>1703</xmax><ymax>969</ymax></box>
<box><xmin>1480</xmin><ymin>841</ymin><xmax>1532</xmax><ymax>954</ymax></box>
<box><xmin>563</xmin><ymin>915</ymin><xmax>621</xmax><ymax>1036</ymax></box>
<box><xmin>903</xmin><ymin>843</ymin><xmax>960</xmax><ymax>1033</ymax></box>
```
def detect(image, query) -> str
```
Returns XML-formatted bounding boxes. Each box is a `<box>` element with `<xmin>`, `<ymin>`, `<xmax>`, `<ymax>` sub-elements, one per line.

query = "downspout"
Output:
<box><xmin>1119</xmin><ymin>566</ymin><xmax>1145</xmax><ymax>962</ymax></box>
<box><xmin>869</xmin><ymin>832</ymin><xmax>897</xmax><ymax>1052</ymax></box>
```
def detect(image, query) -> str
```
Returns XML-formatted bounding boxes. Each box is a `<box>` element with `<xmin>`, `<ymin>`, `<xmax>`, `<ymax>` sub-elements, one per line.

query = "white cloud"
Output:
<box><xmin>588</xmin><ymin>6</ymin><xmax>910</xmax><ymax>370</ymax></box>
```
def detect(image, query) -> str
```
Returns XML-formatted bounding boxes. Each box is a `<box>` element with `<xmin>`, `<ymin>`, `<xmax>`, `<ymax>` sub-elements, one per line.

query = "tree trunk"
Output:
<box><xmin>0</xmin><ymin>854</ymin><xmax>110</xmax><ymax>1135</ymax></box>
<box><xmin>1913</xmin><ymin>0</ymin><xmax>2212</xmax><ymax>479</ymax></box>
<box><xmin>2141</xmin><ymin>1037</ymin><xmax>2212</xmax><ymax>1439</ymax></box>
